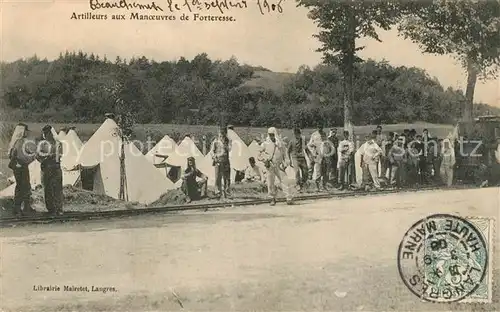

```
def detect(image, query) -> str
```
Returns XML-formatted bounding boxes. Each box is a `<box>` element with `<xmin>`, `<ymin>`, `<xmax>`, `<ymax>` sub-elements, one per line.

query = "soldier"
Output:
<box><xmin>308</xmin><ymin>129</ymin><xmax>329</xmax><ymax>191</ymax></box>
<box><xmin>406</xmin><ymin>139</ymin><xmax>420</xmax><ymax>187</ymax></box>
<box><xmin>388</xmin><ymin>136</ymin><xmax>407</xmax><ymax>188</ymax></box>
<box><xmin>244</xmin><ymin>157</ymin><xmax>265</xmax><ymax>183</ymax></box>
<box><xmin>375</xmin><ymin>125</ymin><xmax>387</xmax><ymax>178</ymax></box>
<box><xmin>327</xmin><ymin>128</ymin><xmax>339</xmax><ymax>186</ymax></box>
<box><xmin>308</xmin><ymin>122</ymin><xmax>324</xmax><ymax>179</ymax></box>
<box><xmin>337</xmin><ymin>130</ymin><xmax>355</xmax><ymax>190</ymax></box>
<box><xmin>287</xmin><ymin>127</ymin><xmax>309</xmax><ymax>192</ymax></box>
<box><xmin>359</xmin><ymin>131</ymin><xmax>383</xmax><ymax>191</ymax></box>
<box><xmin>181</xmin><ymin>157</ymin><xmax>208</xmax><ymax>203</ymax></box>
<box><xmin>258</xmin><ymin>127</ymin><xmax>291</xmax><ymax>205</ymax></box>
<box><xmin>8</xmin><ymin>123</ymin><xmax>36</xmax><ymax>217</ymax></box>
<box><xmin>440</xmin><ymin>138</ymin><xmax>456</xmax><ymax>187</ymax></box>
<box><xmin>37</xmin><ymin>125</ymin><xmax>64</xmax><ymax>215</ymax></box>
<box><xmin>211</xmin><ymin>126</ymin><xmax>231</xmax><ymax>199</ymax></box>
<box><xmin>414</xmin><ymin>134</ymin><xmax>427</xmax><ymax>184</ymax></box>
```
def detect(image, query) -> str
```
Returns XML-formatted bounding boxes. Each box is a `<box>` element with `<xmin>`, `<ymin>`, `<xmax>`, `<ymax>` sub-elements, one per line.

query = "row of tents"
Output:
<box><xmin>0</xmin><ymin>117</ymin><xmax>271</xmax><ymax>204</ymax></box>
<box><xmin>1</xmin><ymin>117</ymin><xmax>460</xmax><ymax>205</ymax></box>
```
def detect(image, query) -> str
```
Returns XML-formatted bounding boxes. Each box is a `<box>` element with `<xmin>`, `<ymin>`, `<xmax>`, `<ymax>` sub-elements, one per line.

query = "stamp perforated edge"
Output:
<box><xmin>459</xmin><ymin>216</ymin><xmax>495</xmax><ymax>304</ymax></box>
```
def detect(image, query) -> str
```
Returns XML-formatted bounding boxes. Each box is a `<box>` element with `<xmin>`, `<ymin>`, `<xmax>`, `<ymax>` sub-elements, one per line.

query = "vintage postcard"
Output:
<box><xmin>0</xmin><ymin>0</ymin><xmax>499</xmax><ymax>311</ymax></box>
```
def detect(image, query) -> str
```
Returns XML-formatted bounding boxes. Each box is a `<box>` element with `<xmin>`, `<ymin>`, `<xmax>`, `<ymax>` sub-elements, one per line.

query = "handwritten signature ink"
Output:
<box><xmin>166</xmin><ymin>0</ymin><xmax>248</xmax><ymax>14</ymax></box>
<box><xmin>89</xmin><ymin>0</ymin><xmax>164</xmax><ymax>11</ymax></box>
<box><xmin>89</xmin><ymin>0</ymin><xmax>284</xmax><ymax>15</ymax></box>
<box><xmin>256</xmin><ymin>0</ymin><xmax>283</xmax><ymax>15</ymax></box>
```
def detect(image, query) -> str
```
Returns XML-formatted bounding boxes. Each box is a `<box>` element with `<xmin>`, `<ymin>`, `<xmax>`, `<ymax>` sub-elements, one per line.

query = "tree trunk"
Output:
<box><xmin>343</xmin><ymin>67</ymin><xmax>354</xmax><ymax>137</ymax></box>
<box><xmin>462</xmin><ymin>57</ymin><xmax>478</xmax><ymax>136</ymax></box>
<box><xmin>464</xmin><ymin>57</ymin><xmax>478</xmax><ymax>122</ymax></box>
<box><xmin>343</xmin><ymin>4</ymin><xmax>356</xmax><ymax>139</ymax></box>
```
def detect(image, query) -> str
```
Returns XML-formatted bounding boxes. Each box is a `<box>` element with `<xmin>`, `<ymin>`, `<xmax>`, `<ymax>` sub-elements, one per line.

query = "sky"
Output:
<box><xmin>1</xmin><ymin>0</ymin><xmax>498</xmax><ymax>107</ymax></box>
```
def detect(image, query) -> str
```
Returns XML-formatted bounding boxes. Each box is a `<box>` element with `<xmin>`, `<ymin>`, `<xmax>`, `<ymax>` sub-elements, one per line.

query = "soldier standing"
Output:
<box><xmin>337</xmin><ymin>130</ymin><xmax>355</xmax><ymax>190</ymax></box>
<box><xmin>211</xmin><ymin>126</ymin><xmax>232</xmax><ymax>199</ymax></box>
<box><xmin>37</xmin><ymin>125</ymin><xmax>64</xmax><ymax>215</ymax></box>
<box><xmin>8</xmin><ymin>123</ymin><xmax>36</xmax><ymax>217</ymax></box>
<box><xmin>258</xmin><ymin>127</ymin><xmax>291</xmax><ymax>205</ymax></box>
<box><xmin>327</xmin><ymin>128</ymin><xmax>339</xmax><ymax>186</ymax></box>
<box><xmin>287</xmin><ymin>127</ymin><xmax>309</xmax><ymax>192</ymax></box>
<box><xmin>359</xmin><ymin>131</ymin><xmax>383</xmax><ymax>191</ymax></box>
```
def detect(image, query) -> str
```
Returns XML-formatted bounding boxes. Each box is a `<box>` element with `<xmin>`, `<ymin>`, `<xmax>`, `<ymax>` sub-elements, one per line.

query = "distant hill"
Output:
<box><xmin>1</xmin><ymin>53</ymin><xmax>498</xmax><ymax>127</ymax></box>
<box><xmin>242</xmin><ymin>71</ymin><xmax>294</xmax><ymax>95</ymax></box>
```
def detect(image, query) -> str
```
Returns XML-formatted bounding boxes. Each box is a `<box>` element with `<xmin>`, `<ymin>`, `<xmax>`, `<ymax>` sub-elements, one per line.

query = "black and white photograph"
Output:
<box><xmin>0</xmin><ymin>0</ymin><xmax>499</xmax><ymax>311</ymax></box>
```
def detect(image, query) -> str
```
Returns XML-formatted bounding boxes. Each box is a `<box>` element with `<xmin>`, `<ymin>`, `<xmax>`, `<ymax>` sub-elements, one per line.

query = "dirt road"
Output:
<box><xmin>1</xmin><ymin>188</ymin><xmax>498</xmax><ymax>311</ymax></box>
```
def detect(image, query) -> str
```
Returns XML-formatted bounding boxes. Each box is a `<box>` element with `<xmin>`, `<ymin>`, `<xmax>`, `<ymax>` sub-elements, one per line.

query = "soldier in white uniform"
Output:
<box><xmin>258</xmin><ymin>127</ymin><xmax>292</xmax><ymax>205</ymax></box>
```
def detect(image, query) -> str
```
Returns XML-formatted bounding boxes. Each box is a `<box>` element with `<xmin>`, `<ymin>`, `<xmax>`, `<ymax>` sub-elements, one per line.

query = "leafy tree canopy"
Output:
<box><xmin>1</xmin><ymin>52</ymin><xmax>497</xmax><ymax>127</ymax></box>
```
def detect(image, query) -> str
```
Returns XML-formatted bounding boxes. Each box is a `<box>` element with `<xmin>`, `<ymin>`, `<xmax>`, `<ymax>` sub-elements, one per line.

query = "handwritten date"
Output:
<box><xmin>169</xmin><ymin>0</ymin><xmax>284</xmax><ymax>15</ymax></box>
<box><xmin>257</xmin><ymin>0</ymin><xmax>283</xmax><ymax>15</ymax></box>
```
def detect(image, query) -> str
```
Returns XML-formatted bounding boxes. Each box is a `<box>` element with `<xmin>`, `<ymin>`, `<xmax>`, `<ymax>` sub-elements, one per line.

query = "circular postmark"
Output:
<box><xmin>397</xmin><ymin>214</ymin><xmax>488</xmax><ymax>302</ymax></box>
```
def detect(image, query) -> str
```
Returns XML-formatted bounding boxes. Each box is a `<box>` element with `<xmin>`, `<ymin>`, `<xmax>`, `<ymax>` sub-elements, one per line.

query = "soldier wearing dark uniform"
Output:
<box><xmin>287</xmin><ymin>127</ymin><xmax>309</xmax><ymax>192</ymax></box>
<box><xmin>211</xmin><ymin>126</ymin><xmax>232</xmax><ymax>198</ymax></box>
<box><xmin>327</xmin><ymin>128</ymin><xmax>339</xmax><ymax>186</ymax></box>
<box><xmin>8</xmin><ymin>123</ymin><xmax>36</xmax><ymax>217</ymax></box>
<box><xmin>37</xmin><ymin>125</ymin><xmax>64</xmax><ymax>215</ymax></box>
<box><xmin>181</xmin><ymin>157</ymin><xmax>208</xmax><ymax>203</ymax></box>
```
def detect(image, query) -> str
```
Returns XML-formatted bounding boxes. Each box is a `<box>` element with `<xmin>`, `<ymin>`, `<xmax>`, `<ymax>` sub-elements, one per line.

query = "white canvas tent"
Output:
<box><xmin>227</xmin><ymin>129</ymin><xmax>252</xmax><ymax>171</ymax></box>
<box><xmin>146</xmin><ymin>135</ymin><xmax>177</xmax><ymax>163</ymax></box>
<box><xmin>146</xmin><ymin>135</ymin><xmax>177</xmax><ymax>176</ymax></box>
<box><xmin>145</xmin><ymin>135</ymin><xmax>177</xmax><ymax>177</ymax></box>
<box><xmin>60</xmin><ymin>128</ymin><xmax>83</xmax><ymax>186</ymax></box>
<box><xmin>64</xmin><ymin>129</ymin><xmax>83</xmax><ymax>147</ymax></box>
<box><xmin>0</xmin><ymin>183</ymin><xmax>15</xmax><ymax>197</ymax></box>
<box><xmin>58</xmin><ymin>130</ymin><xmax>67</xmax><ymax>140</ymax></box>
<box><xmin>248</xmin><ymin>140</ymin><xmax>261</xmax><ymax>159</ymax></box>
<box><xmin>77</xmin><ymin>118</ymin><xmax>175</xmax><ymax>204</ymax></box>
<box><xmin>165</xmin><ymin>136</ymin><xmax>204</xmax><ymax>168</ymax></box>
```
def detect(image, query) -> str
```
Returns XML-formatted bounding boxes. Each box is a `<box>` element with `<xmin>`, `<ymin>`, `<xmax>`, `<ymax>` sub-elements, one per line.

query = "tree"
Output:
<box><xmin>296</xmin><ymin>0</ymin><xmax>407</xmax><ymax>135</ymax></box>
<box><xmin>398</xmin><ymin>0</ymin><xmax>500</xmax><ymax>127</ymax></box>
<box><xmin>3</xmin><ymin>51</ymin><xmax>499</xmax><ymax>126</ymax></box>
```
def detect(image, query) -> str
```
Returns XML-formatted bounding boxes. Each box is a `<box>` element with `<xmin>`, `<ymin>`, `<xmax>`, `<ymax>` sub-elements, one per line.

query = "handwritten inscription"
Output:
<box><xmin>88</xmin><ymin>0</ymin><xmax>284</xmax><ymax>15</ymax></box>
<box><xmin>256</xmin><ymin>0</ymin><xmax>283</xmax><ymax>14</ymax></box>
<box><xmin>90</xmin><ymin>0</ymin><xmax>164</xmax><ymax>11</ymax></box>
<box><xmin>170</xmin><ymin>0</ymin><xmax>248</xmax><ymax>14</ymax></box>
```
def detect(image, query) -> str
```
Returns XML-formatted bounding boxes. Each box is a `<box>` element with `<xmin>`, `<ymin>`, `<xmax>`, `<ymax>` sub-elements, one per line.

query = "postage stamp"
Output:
<box><xmin>397</xmin><ymin>214</ymin><xmax>494</xmax><ymax>303</ymax></box>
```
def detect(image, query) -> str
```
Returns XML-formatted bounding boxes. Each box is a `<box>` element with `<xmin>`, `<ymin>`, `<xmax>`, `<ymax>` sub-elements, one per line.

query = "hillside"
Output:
<box><xmin>242</xmin><ymin>70</ymin><xmax>294</xmax><ymax>95</ymax></box>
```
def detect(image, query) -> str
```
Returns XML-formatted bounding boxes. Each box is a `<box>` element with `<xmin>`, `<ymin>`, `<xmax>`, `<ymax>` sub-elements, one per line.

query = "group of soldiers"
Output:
<box><xmin>9</xmin><ymin>122</ymin><xmax>492</xmax><ymax>214</ymax></box>
<box><xmin>281</xmin><ymin>125</ymin><xmax>456</xmax><ymax>193</ymax></box>
<box><xmin>358</xmin><ymin>127</ymin><xmax>456</xmax><ymax>190</ymax></box>
<box><xmin>8</xmin><ymin>123</ymin><xmax>63</xmax><ymax>217</ymax></box>
<box><xmin>181</xmin><ymin>124</ymin><xmax>464</xmax><ymax>205</ymax></box>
